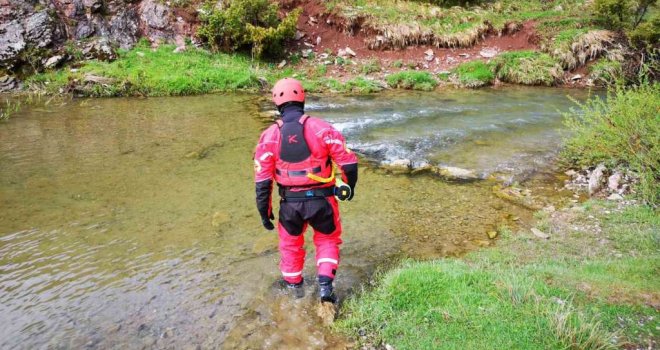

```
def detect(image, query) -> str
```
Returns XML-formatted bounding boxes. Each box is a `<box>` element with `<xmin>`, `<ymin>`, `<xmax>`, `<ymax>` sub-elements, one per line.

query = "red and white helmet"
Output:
<box><xmin>272</xmin><ymin>78</ymin><xmax>305</xmax><ymax>106</ymax></box>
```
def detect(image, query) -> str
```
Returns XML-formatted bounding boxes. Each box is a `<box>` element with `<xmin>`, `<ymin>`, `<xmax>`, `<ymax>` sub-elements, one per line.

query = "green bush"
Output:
<box><xmin>453</xmin><ymin>60</ymin><xmax>494</xmax><ymax>88</ymax></box>
<box><xmin>628</xmin><ymin>12</ymin><xmax>660</xmax><ymax>47</ymax></box>
<box><xmin>494</xmin><ymin>51</ymin><xmax>563</xmax><ymax>86</ymax></box>
<box><xmin>386</xmin><ymin>71</ymin><xmax>438</xmax><ymax>91</ymax></box>
<box><xmin>593</xmin><ymin>0</ymin><xmax>656</xmax><ymax>30</ymax></box>
<box><xmin>197</xmin><ymin>0</ymin><xmax>301</xmax><ymax>58</ymax></box>
<box><xmin>589</xmin><ymin>58</ymin><xmax>624</xmax><ymax>86</ymax></box>
<box><xmin>562</xmin><ymin>82</ymin><xmax>660</xmax><ymax>205</ymax></box>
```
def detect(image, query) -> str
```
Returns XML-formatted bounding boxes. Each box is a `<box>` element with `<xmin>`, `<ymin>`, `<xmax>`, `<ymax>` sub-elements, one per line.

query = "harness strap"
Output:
<box><xmin>279</xmin><ymin>186</ymin><xmax>335</xmax><ymax>201</ymax></box>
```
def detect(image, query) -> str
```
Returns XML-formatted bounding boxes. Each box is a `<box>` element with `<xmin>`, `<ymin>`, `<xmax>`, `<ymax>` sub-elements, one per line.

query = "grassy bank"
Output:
<box><xmin>337</xmin><ymin>202</ymin><xmax>659</xmax><ymax>349</ymax></box>
<box><xmin>25</xmin><ymin>41</ymin><xmax>390</xmax><ymax>97</ymax></box>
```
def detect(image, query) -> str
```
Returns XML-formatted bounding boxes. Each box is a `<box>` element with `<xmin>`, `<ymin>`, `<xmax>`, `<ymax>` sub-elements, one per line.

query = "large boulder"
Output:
<box><xmin>109</xmin><ymin>8</ymin><xmax>140</xmax><ymax>49</ymax></box>
<box><xmin>141</xmin><ymin>0</ymin><xmax>170</xmax><ymax>30</ymax></box>
<box><xmin>0</xmin><ymin>20</ymin><xmax>25</xmax><ymax>69</ymax></box>
<box><xmin>81</xmin><ymin>37</ymin><xmax>117</xmax><ymax>61</ymax></box>
<box><xmin>25</xmin><ymin>11</ymin><xmax>55</xmax><ymax>48</ymax></box>
<box><xmin>0</xmin><ymin>75</ymin><xmax>19</xmax><ymax>92</ymax></box>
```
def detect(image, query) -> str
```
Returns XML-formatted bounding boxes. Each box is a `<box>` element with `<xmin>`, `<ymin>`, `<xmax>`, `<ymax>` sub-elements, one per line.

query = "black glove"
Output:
<box><xmin>341</xmin><ymin>163</ymin><xmax>358</xmax><ymax>201</ymax></box>
<box><xmin>256</xmin><ymin>180</ymin><xmax>275</xmax><ymax>230</ymax></box>
<box><xmin>261</xmin><ymin>212</ymin><xmax>275</xmax><ymax>230</ymax></box>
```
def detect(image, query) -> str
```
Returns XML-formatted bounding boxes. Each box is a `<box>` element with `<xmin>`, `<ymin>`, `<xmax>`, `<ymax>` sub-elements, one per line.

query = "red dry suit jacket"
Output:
<box><xmin>253</xmin><ymin>110</ymin><xmax>358</xmax><ymax>220</ymax></box>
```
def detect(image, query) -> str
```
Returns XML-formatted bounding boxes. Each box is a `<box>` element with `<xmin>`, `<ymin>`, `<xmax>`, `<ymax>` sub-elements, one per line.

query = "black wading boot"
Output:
<box><xmin>318</xmin><ymin>276</ymin><xmax>336</xmax><ymax>303</ymax></box>
<box><xmin>284</xmin><ymin>279</ymin><xmax>305</xmax><ymax>299</ymax></box>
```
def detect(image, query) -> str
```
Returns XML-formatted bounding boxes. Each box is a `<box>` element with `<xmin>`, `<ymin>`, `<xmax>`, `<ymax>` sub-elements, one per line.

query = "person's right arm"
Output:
<box><xmin>254</xmin><ymin>126</ymin><xmax>278</xmax><ymax>230</ymax></box>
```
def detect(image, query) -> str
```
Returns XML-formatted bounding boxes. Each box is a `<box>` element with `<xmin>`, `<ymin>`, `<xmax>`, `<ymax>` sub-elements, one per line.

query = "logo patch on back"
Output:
<box><xmin>288</xmin><ymin>135</ymin><xmax>298</xmax><ymax>144</ymax></box>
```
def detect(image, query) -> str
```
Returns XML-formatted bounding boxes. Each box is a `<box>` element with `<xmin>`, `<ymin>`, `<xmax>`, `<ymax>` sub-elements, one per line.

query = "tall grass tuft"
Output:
<box><xmin>562</xmin><ymin>82</ymin><xmax>659</xmax><ymax>205</ymax></box>
<box><xmin>453</xmin><ymin>60</ymin><xmax>494</xmax><ymax>88</ymax></box>
<box><xmin>549</xmin><ymin>304</ymin><xmax>619</xmax><ymax>350</ymax></box>
<box><xmin>0</xmin><ymin>99</ymin><xmax>21</xmax><ymax>121</ymax></box>
<box><xmin>386</xmin><ymin>71</ymin><xmax>437</xmax><ymax>90</ymax></box>
<box><xmin>494</xmin><ymin>51</ymin><xmax>563</xmax><ymax>86</ymax></box>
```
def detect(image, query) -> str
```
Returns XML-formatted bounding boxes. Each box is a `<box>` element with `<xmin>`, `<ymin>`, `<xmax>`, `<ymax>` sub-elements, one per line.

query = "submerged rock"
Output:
<box><xmin>211</xmin><ymin>211</ymin><xmax>231</xmax><ymax>227</ymax></box>
<box><xmin>435</xmin><ymin>166</ymin><xmax>478</xmax><ymax>181</ymax></box>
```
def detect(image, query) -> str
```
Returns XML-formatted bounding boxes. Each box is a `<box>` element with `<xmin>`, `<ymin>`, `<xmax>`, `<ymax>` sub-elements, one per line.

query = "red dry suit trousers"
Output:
<box><xmin>277</xmin><ymin>195</ymin><xmax>342</xmax><ymax>284</ymax></box>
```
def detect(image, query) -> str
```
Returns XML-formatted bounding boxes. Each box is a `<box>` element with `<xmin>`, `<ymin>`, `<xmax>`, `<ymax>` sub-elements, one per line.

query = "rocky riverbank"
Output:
<box><xmin>0</xmin><ymin>0</ymin><xmax>198</xmax><ymax>91</ymax></box>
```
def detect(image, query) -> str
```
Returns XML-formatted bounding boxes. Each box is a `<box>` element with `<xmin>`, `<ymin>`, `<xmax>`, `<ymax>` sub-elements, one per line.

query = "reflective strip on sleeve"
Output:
<box><xmin>324</xmin><ymin>139</ymin><xmax>344</xmax><ymax>145</ymax></box>
<box><xmin>281</xmin><ymin>270</ymin><xmax>303</xmax><ymax>277</ymax></box>
<box><xmin>259</xmin><ymin>152</ymin><xmax>274</xmax><ymax>161</ymax></box>
<box><xmin>316</xmin><ymin>258</ymin><xmax>339</xmax><ymax>266</ymax></box>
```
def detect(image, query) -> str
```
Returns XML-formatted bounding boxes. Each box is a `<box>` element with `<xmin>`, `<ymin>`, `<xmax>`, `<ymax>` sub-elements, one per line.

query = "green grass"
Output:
<box><xmin>452</xmin><ymin>60</ymin><xmax>495</xmax><ymax>88</ymax></box>
<box><xmin>27</xmin><ymin>42</ymin><xmax>262</xmax><ymax>96</ymax></box>
<box><xmin>562</xmin><ymin>82</ymin><xmax>660</xmax><ymax>205</ymax></box>
<box><xmin>338</xmin><ymin>203</ymin><xmax>660</xmax><ymax>349</ymax></box>
<box><xmin>494</xmin><ymin>50</ymin><xmax>563</xmax><ymax>86</ymax></box>
<box><xmin>386</xmin><ymin>71</ymin><xmax>438</xmax><ymax>91</ymax></box>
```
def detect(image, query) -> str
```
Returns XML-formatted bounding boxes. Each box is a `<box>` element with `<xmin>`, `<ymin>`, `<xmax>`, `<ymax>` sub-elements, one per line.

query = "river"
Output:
<box><xmin>0</xmin><ymin>87</ymin><xmax>593</xmax><ymax>349</ymax></box>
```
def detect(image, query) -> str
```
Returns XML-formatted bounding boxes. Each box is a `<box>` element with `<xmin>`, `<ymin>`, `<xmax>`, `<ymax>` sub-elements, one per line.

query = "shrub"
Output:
<box><xmin>453</xmin><ymin>60</ymin><xmax>494</xmax><ymax>88</ymax></box>
<box><xmin>197</xmin><ymin>0</ymin><xmax>301</xmax><ymax>58</ymax></box>
<box><xmin>589</xmin><ymin>58</ymin><xmax>624</xmax><ymax>86</ymax></box>
<box><xmin>494</xmin><ymin>51</ymin><xmax>563</xmax><ymax>86</ymax></box>
<box><xmin>561</xmin><ymin>82</ymin><xmax>660</xmax><ymax>205</ymax></box>
<box><xmin>386</xmin><ymin>71</ymin><xmax>438</xmax><ymax>90</ymax></box>
<box><xmin>593</xmin><ymin>0</ymin><xmax>656</xmax><ymax>30</ymax></box>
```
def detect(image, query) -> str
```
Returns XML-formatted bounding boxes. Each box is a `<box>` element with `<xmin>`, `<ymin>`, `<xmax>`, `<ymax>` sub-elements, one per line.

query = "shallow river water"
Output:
<box><xmin>0</xmin><ymin>88</ymin><xmax>592</xmax><ymax>349</ymax></box>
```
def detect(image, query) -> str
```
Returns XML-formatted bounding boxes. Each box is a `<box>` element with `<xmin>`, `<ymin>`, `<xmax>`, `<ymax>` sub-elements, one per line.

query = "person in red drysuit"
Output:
<box><xmin>253</xmin><ymin>78</ymin><xmax>358</xmax><ymax>302</ymax></box>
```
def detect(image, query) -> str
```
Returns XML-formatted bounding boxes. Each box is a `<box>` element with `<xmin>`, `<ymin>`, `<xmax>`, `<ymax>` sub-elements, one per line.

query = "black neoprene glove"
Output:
<box><xmin>341</xmin><ymin>163</ymin><xmax>358</xmax><ymax>201</ymax></box>
<box><xmin>256</xmin><ymin>180</ymin><xmax>275</xmax><ymax>230</ymax></box>
<box><xmin>261</xmin><ymin>213</ymin><xmax>275</xmax><ymax>230</ymax></box>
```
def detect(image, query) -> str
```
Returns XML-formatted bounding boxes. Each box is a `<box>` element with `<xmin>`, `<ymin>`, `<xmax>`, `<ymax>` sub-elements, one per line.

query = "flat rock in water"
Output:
<box><xmin>436</xmin><ymin>166</ymin><xmax>478</xmax><ymax>181</ymax></box>
<box><xmin>531</xmin><ymin>228</ymin><xmax>550</xmax><ymax>239</ymax></box>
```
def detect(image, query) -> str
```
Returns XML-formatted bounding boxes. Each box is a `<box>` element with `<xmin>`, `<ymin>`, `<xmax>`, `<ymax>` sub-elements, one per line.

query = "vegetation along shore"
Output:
<box><xmin>0</xmin><ymin>0</ymin><xmax>657</xmax><ymax>96</ymax></box>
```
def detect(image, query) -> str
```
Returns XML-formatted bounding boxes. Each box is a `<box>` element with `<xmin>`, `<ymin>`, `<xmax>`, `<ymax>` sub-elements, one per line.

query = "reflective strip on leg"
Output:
<box><xmin>316</xmin><ymin>258</ymin><xmax>338</xmax><ymax>266</ymax></box>
<box><xmin>282</xmin><ymin>270</ymin><xmax>303</xmax><ymax>277</ymax></box>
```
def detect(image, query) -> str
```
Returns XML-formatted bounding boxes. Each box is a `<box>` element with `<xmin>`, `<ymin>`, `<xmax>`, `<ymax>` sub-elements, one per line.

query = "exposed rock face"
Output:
<box><xmin>25</xmin><ymin>11</ymin><xmax>55</xmax><ymax>48</ymax></box>
<box><xmin>109</xmin><ymin>8</ymin><xmax>141</xmax><ymax>49</ymax></box>
<box><xmin>0</xmin><ymin>75</ymin><xmax>19</xmax><ymax>92</ymax></box>
<box><xmin>0</xmin><ymin>21</ymin><xmax>25</xmax><ymax>69</ymax></box>
<box><xmin>0</xmin><ymin>0</ymin><xmax>199</xmax><ymax>88</ymax></box>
